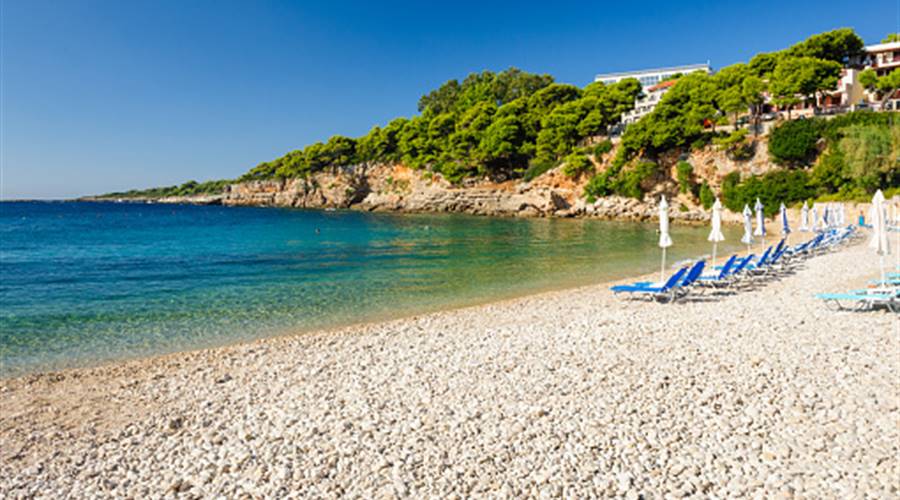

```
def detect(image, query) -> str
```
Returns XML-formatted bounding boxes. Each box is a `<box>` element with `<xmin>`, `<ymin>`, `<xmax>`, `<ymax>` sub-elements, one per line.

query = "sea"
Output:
<box><xmin>0</xmin><ymin>201</ymin><xmax>742</xmax><ymax>376</ymax></box>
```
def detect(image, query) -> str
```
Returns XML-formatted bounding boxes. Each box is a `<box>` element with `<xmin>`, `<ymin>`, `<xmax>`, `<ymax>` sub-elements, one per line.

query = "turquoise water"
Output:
<box><xmin>0</xmin><ymin>201</ymin><xmax>741</xmax><ymax>376</ymax></box>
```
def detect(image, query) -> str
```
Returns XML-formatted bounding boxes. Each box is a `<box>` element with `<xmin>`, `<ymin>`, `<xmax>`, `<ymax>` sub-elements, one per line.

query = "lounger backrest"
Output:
<box><xmin>717</xmin><ymin>254</ymin><xmax>738</xmax><ymax>279</ymax></box>
<box><xmin>774</xmin><ymin>239</ymin><xmax>785</xmax><ymax>254</ymax></box>
<box><xmin>732</xmin><ymin>255</ymin><xmax>753</xmax><ymax>274</ymax></box>
<box><xmin>770</xmin><ymin>246</ymin><xmax>785</xmax><ymax>264</ymax></box>
<box><xmin>661</xmin><ymin>266</ymin><xmax>689</xmax><ymax>291</ymax></box>
<box><xmin>681</xmin><ymin>261</ymin><xmax>706</xmax><ymax>287</ymax></box>
<box><xmin>757</xmin><ymin>247</ymin><xmax>772</xmax><ymax>266</ymax></box>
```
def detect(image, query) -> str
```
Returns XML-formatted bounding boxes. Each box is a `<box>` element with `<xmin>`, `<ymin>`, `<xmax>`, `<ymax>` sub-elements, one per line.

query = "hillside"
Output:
<box><xmin>93</xmin><ymin>28</ymin><xmax>899</xmax><ymax>219</ymax></box>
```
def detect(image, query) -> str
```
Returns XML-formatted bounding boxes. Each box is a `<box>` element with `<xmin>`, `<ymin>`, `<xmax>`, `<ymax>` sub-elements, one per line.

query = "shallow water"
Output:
<box><xmin>0</xmin><ymin>201</ymin><xmax>742</xmax><ymax>376</ymax></box>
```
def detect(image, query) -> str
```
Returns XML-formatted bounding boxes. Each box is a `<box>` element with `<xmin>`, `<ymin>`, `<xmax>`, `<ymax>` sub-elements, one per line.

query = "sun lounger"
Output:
<box><xmin>610</xmin><ymin>266</ymin><xmax>689</xmax><ymax>303</ymax></box>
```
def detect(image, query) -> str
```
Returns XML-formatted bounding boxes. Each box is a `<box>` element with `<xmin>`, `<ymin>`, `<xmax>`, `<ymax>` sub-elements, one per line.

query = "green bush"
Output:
<box><xmin>522</xmin><ymin>158</ymin><xmax>554</xmax><ymax>182</ymax></box>
<box><xmin>713</xmin><ymin>129</ymin><xmax>748</xmax><ymax>150</ymax></box>
<box><xmin>675</xmin><ymin>160</ymin><xmax>694</xmax><ymax>194</ymax></box>
<box><xmin>561</xmin><ymin>151</ymin><xmax>593</xmax><ymax>178</ymax></box>
<box><xmin>613</xmin><ymin>160</ymin><xmax>658</xmax><ymax>199</ymax></box>
<box><xmin>721</xmin><ymin>172</ymin><xmax>743</xmax><ymax>212</ymax></box>
<box><xmin>699</xmin><ymin>181</ymin><xmax>715</xmax><ymax>209</ymax></box>
<box><xmin>583</xmin><ymin>171</ymin><xmax>613</xmax><ymax>200</ymax></box>
<box><xmin>768</xmin><ymin>119</ymin><xmax>824</xmax><ymax>165</ymax></box>
<box><xmin>690</xmin><ymin>134</ymin><xmax>712</xmax><ymax>151</ymax></box>
<box><xmin>593</xmin><ymin>139</ymin><xmax>613</xmax><ymax>156</ymax></box>
<box><xmin>722</xmin><ymin>169</ymin><xmax>814</xmax><ymax>216</ymax></box>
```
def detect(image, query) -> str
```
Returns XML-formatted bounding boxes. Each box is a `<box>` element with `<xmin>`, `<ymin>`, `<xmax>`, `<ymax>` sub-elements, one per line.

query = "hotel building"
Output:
<box><xmin>594</xmin><ymin>62</ymin><xmax>711</xmax><ymax>88</ymax></box>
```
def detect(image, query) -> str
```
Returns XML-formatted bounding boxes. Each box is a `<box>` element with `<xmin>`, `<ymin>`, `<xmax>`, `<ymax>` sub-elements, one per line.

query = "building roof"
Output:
<box><xmin>865</xmin><ymin>41</ymin><xmax>900</xmax><ymax>53</ymax></box>
<box><xmin>594</xmin><ymin>63</ymin><xmax>710</xmax><ymax>81</ymax></box>
<box><xmin>647</xmin><ymin>80</ymin><xmax>678</xmax><ymax>92</ymax></box>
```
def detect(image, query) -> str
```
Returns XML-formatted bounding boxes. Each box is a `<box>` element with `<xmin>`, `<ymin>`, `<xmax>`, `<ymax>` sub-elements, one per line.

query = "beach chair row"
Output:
<box><xmin>610</xmin><ymin>226</ymin><xmax>859</xmax><ymax>303</ymax></box>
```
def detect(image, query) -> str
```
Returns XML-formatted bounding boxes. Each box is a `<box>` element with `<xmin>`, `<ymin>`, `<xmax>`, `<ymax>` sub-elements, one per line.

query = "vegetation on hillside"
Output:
<box><xmin>240</xmin><ymin>68</ymin><xmax>641</xmax><ymax>184</ymax></box>
<box><xmin>100</xmin><ymin>179</ymin><xmax>233</xmax><ymax>199</ymax></box>
<box><xmin>721</xmin><ymin>112</ymin><xmax>899</xmax><ymax>215</ymax></box>
<box><xmin>107</xmin><ymin>29</ymin><xmax>896</xmax><ymax>210</ymax></box>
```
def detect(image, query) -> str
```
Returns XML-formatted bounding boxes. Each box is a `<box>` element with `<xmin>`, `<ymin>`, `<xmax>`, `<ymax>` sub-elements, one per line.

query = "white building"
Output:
<box><xmin>621</xmin><ymin>80</ymin><xmax>678</xmax><ymax>124</ymax></box>
<box><xmin>594</xmin><ymin>62</ymin><xmax>711</xmax><ymax>88</ymax></box>
<box><xmin>863</xmin><ymin>41</ymin><xmax>900</xmax><ymax>77</ymax></box>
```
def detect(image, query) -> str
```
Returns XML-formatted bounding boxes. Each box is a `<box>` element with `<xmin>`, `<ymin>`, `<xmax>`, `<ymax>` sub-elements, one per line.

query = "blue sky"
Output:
<box><xmin>2</xmin><ymin>0</ymin><xmax>897</xmax><ymax>199</ymax></box>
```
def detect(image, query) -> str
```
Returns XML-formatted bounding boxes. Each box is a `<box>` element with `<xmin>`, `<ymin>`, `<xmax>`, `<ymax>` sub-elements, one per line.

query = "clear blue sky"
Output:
<box><xmin>2</xmin><ymin>0</ymin><xmax>897</xmax><ymax>199</ymax></box>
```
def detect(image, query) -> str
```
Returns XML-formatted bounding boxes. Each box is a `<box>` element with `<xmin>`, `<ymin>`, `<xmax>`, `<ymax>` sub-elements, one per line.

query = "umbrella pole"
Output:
<box><xmin>660</xmin><ymin>248</ymin><xmax>666</xmax><ymax>283</ymax></box>
<box><xmin>881</xmin><ymin>255</ymin><xmax>887</xmax><ymax>288</ymax></box>
<box><xmin>711</xmin><ymin>243</ymin><xmax>717</xmax><ymax>268</ymax></box>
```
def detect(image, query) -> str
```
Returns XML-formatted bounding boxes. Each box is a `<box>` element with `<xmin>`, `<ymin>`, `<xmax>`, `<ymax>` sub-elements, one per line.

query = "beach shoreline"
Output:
<box><xmin>1</xmin><ymin>237</ymin><xmax>897</xmax><ymax>498</ymax></box>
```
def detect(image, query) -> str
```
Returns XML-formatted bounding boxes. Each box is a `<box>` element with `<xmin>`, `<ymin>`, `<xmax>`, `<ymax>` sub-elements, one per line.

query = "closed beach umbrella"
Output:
<box><xmin>894</xmin><ymin>201</ymin><xmax>899</xmax><ymax>272</ymax></box>
<box><xmin>869</xmin><ymin>190</ymin><xmax>890</xmax><ymax>285</ymax></box>
<box><xmin>741</xmin><ymin>204</ymin><xmax>754</xmax><ymax>253</ymax></box>
<box><xmin>810</xmin><ymin>204</ymin><xmax>819</xmax><ymax>233</ymax></box>
<box><xmin>820</xmin><ymin>204</ymin><xmax>829</xmax><ymax>231</ymax></box>
<box><xmin>800</xmin><ymin>201</ymin><xmax>810</xmax><ymax>232</ymax></box>
<box><xmin>780</xmin><ymin>203</ymin><xmax>791</xmax><ymax>237</ymax></box>
<box><xmin>894</xmin><ymin>201</ymin><xmax>899</xmax><ymax>271</ymax></box>
<box><xmin>658</xmin><ymin>195</ymin><xmax>673</xmax><ymax>282</ymax></box>
<box><xmin>708</xmin><ymin>198</ymin><xmax>725</xmax><ymax>266</ymax></box>
<box><xmin>754</xmin><ymin>198</ymin><xmax>766</xmax><ymax>251</ymax></box>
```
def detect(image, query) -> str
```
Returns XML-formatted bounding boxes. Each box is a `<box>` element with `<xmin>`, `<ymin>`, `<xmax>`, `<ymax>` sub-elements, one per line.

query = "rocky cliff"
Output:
<box><xmin>219</xmin><ymin>139</ymin><xmax>778</xmax><ymax>222</ymax></box>
<box><xmin>96</xmin><ymin>140</ymin><xmax>778</xmax><ymax>223</ymax></box>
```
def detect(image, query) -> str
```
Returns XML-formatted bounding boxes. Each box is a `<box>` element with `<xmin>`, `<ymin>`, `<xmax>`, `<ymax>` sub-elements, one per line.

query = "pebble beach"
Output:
<box><xmin>1</xmin><ymin>239</ymin><xmax>897</xmax><ymax>498</ymax></box>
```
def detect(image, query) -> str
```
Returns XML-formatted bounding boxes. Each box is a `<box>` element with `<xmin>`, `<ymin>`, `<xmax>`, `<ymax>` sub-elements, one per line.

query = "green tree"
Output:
<box><xmin>770</xmin><ymin>57</ymin><xmax>842</xmax><ymax>115</ymax></box>
<box><xmin>784</xmin><ymin>28</ymin><xmax>865</xmax><ymax>64</ymax></box>
<box><xmin>859</xmin><ymin>68</ymin><xmax>879</xmax><ymax>90</ymax></box>
<box><xmin>882</xmin><ymin>33</ymin><xmax>900</xmax><ymax>43</ymax></box>
<box><xmin>749</xmin><ymin>52</ymin><xmax>779</xmax><ymax>77</ymax></box>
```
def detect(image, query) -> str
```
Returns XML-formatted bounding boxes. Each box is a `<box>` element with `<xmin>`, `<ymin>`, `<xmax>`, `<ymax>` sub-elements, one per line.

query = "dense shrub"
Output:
<box><xmin>561</xmin><ymin>150</ymin><xmax>593</xmax><ymax>178</ymax></box>
<box><xmin>613</xmin><ymin>160</ymin><xmax>659</xmax><ymax>199</ymax></box>
<box><xmin>768</xmin><ymin>119</ymin><xmax>823</xmax><ymax>165</ymax></box>
<box><xmin>713</xmin><ymin>129</ymin><xmax>748</xmax><ymax>150</ymax></box>
<box><xmin>690</xmin><ymin>134</ymin><xmax>713</xmax><ymax>151</ymax></box>
<box><xmin>522</xmin><ymin>158</ymin><xmax>554</xmax><ymax>182</ymax></box>
<box><xmin>583</xmin><ymin>171</ymin><xmax>613</xmax><ymax>201</ymax></box>
<box><xmin>675</xmin><ymin>161</ymin><xmax>694</xmax><ymax>194</ymax></box>
<box><xmin>699</xmin><ymin>181</ymin><xmax>715</xmax><ymax>209</ymax></box>
<box><xmin>593</xmin><ymin>139</ymin><xmax>613</xmax><ymax>156</ymax></box>
<box><xmin>722</xmin><ymin>170</ymin><xmax>814</xmax><ymax>216</ymax></box>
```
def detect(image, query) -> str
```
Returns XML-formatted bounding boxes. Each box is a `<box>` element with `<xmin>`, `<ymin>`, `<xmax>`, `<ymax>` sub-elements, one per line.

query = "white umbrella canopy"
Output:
<box><xmin>869</xmin><ymin>190</ymin><xmax>890</xmax><ymax>285</ymax></box>
<box><xmin>800</xmin><ymin>201</ymin><xmax>810</xmax><ymax>232</ymax></box>
<box><xmin>658</xmin><ymin>195</ymin><xmax>673</xmax><ymax>282</ymax></box>
<box><xmin>819</xmin><ymin>204</ymin><xmax>830</xmax><ymax>231</ymax></box>
<box><xmin>708</xmin><ymin>198</ymin><xmax>725</xmax><ymax>265</ymax></box>
<box><xmin>741</xmin><ymin>204</ymin><xmax>754</xmax><ymax>253</ymax></box>
<box><xmin>753</xmin><ymin>198</ymin><xmax>766</xmax><ymax>251</ymax></box>
<box><xmin>779</xmin><ymin>203</ymin><xmax>791</xmax><ymax>237</ymax></box>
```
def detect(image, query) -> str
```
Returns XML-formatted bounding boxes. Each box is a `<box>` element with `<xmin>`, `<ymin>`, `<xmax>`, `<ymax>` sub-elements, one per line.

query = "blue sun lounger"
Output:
<box><xmin>698</xmin><ymin>254</ymin><xmax>737</xmax><ymax>284</ymax></box>
<box><xmin>744</xmin><ymin>246</ymin><xmax>773</xmax><ymax>274</ymax></box>
<box><xmin>610</xmin><ymin>266</ymin><xmax>689</xmax><ymax>303</ymax></box>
